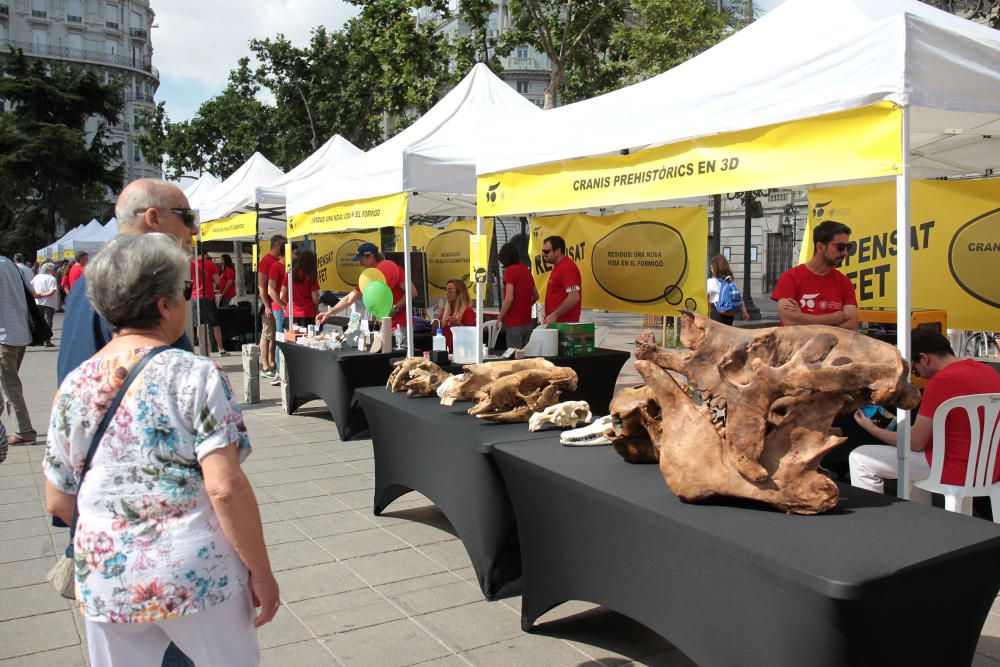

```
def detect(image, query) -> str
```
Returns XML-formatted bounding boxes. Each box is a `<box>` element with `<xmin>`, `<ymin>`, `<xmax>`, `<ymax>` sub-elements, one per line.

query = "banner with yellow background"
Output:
<box><xmin>288</xmin><ymin>192</ymin><xmax>407</xmax><ymax>237</ymax></box>
<box><xmin>313</xmin><ymin>231</ymin><xmax>382</xmax><ymax>292</ymax></box>
<box><xmin>409</xmin><ymin>219</ymin><xmax>495</xmax><ymax>299</ymax></box>
<box><xmin>529</xmin><ymin>207</ymin><xmax>707</xmax><ymax>317</ymax></box>
<box><xmin>480</xmin><ymin>103</ymin><xmax>901</xmax><ymax>216</ymax></box>
<box><xmin>803</xmin><ymin>179</ymin><xmax>1000</xmax><ymax>331</ymax></box>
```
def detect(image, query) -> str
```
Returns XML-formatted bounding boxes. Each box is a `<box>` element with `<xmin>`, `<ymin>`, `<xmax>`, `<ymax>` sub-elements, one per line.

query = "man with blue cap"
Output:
<box><xmin>315</xmin><ymin>242</ymin><xmax>414</xmax><ymax>329</ymax></box>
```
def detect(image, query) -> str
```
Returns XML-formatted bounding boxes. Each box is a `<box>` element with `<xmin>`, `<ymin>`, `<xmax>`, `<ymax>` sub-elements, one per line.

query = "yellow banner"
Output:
<box><xmin>479</xmin><ymin>103</ymin><xmax>902</xmax><ymax>216</ymax></box>
<box><xmin>529</xmin><ymin>207</ymin><xmax>708</xmax><ymax>317</ymax></box>
<box><xmin>409</xmin><ymin>219</ymin><xmax>495</xmax><ymax>299</ymax></box>
<box><xmin>288</xmin><ymin>192</ymin><xmax>408</xmax><ymax>237</ymax></box>
<box><xmin>313</xmin><ymin>231</ymin><xmax>381</xmax><ymax>292</ymax></box>
<box><xmin>200</xmin><ymin>212</ymin><xmax>258</xmax><ymax>241</ymax></box>
<box><xmin>803</xmin><ymin>179</ymin><xmax>1000</xmax><ymax>331</ymax></box>
<box><xmin>63</xmin><ymin>249</ymin><xmax>75</xmax><ymax>259</ymax></box>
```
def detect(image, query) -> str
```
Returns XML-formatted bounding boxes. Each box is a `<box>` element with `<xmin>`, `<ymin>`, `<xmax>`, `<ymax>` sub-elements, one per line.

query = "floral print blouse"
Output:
<box><xmin>43</xmin><ymin>347</ymin><xmax>252</xmax><ymax>624</ymax></box>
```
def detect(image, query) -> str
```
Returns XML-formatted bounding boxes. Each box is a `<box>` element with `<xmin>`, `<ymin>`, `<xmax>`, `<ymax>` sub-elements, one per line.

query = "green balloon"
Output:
<box><xmin>362</xmin><ymin>281</ymin><xmax>393</xmax><ymax>319</ymax></box>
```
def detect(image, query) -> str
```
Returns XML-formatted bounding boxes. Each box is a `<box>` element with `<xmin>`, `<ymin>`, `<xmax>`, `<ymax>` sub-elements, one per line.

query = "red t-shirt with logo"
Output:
<box><xmin>67</xmin><ymin>263</ymin><xmax>85</xmax><ymax>290</ymax></box>
<box><xmin>267</xmin><ymin>260</ymin><xmax>287</xmax><ymax>313</ymax></box>
<box><xmin>770</xmin><ymin>263</ymin><xmax>856</xmax><ymax>320</ymax></box>
<box><xmin>258</xmin><ymin>253</ymin><xmax>278</xmax><ymax>310</ymax></box>
<box><xmin>918</xmin><ymin>359</ymin><xmax>1000</xmax><ymax>485</ymax></box>
<box><xmin>286</xmin><ymin>273</ymin><xmax>318</xmax><ymax>319</ymax></box>
<box><xmin>190</xmin><ymin>258</ymin><xmax>218</xmax><ymax>299</ymax></box>
<box><xmin>220</xmin><ymin>267</ymin><xmax>237</xmax><ymax>300</ymax></box>
<box><xmin>545</xmin><ymin>257</ymin><xmax>582</xmax><ymax>323</ymax></box>
<box><xmin>502</xmin><ymin>263</ymin><xmax>534</xmax><ymax>327</ymax></box>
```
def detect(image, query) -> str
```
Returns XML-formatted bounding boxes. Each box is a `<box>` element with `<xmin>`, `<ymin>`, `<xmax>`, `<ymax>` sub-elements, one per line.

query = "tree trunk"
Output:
<box><xmin>544</xmin><ymin>63</ymin><xmax>564</xmax><ymax>110</ymax></box>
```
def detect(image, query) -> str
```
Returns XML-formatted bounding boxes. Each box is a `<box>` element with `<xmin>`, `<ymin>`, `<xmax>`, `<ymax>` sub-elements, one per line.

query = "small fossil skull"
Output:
<box><xmin>528</xmin><ymin>401</ymin><xmax>593</xmax><ymax>432</ymax></box>
<box><xmin>387</xmin><ymin>358</ymin><xmax>449</xmax><ymax>397</ymax></box>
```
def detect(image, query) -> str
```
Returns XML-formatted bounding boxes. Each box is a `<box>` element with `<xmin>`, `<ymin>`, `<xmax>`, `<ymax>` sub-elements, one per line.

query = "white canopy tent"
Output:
<box><xmin>40</xmin><ymin>224</ymin><xmax>83</xmax><ymax>261</ymax></box>
<box><xmin>57</xmin><ymin>219</ymin><xmax>103</xmax><ymax>258</ymax></box>
<box><xmin>183</xmin><ymin>173</ymin><xmax>221</xmax><ymax>211</ymax></box>
<box><xmin>198</xmin><ymin>153</ymin><xmax>285</xmax><ymax>227</ymax></box>
<box><xmin>257</xmin><ymin>135</ymin><xmax>362</xmax><ymax>208</ymax></box>
<box><xmin>65</xmin><ymin>217</ymin><xmax>119</xmax><ymax>257</ymax></box>
<box><xmin>475</xmin><ymin>0</ymin><xmax>1000</xmax><ymax>497</ymax></box>
<box><xmin>287</xmin><ymin>64</ymin><xmax>541</xmax><ymax>355</ymax></box>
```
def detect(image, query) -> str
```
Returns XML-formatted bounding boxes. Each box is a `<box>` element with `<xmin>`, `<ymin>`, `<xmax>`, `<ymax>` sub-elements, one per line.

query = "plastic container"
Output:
<box><xmin>451</xmin><ymin>326</ymin><xmax>478</xmax><ymax>363</ymax></box>
<box><xmin>433</xmin><ymin>328</ymin><xmax>447</xmax><ymax>352</ymax></box>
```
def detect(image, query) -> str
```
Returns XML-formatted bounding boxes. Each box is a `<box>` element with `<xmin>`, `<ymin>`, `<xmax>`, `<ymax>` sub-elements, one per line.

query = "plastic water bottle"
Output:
<box><xmin>433</xmin><ymin>328</ymin><xmax>447</xmax><ymax>352</ymax></box>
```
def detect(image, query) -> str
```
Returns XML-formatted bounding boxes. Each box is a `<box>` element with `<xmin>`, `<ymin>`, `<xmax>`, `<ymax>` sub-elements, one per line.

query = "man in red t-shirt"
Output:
<box><xmin>66</xmin><ymin>253</ymin><xmax>88</xmax><ymax>291</ymax></box>
<box><xmin>770</xmin><ymin>220</ymin><xmax>858</xmax><ymax>331</ymax></box>
<box><xmin>497</xmin><ymin>242</ymin><xmax>538</xmax><ymax>348</ymax></box>
<box><xmin>257</xmin><ymin>234</ymin><xmax>286</xmax><ymax>378</ymax></box>
<box><xmin>191</xmin><ymin>249</ymin><xmax>225</xmax><ymax>356</ymax></box>
<box><xmin>541</xmin><ymin>235</ymin><xmax>582</xmax><ymax>324</ymax></box>
<box><xmin>315</xmin><ymin>242</ymin><xmax>414</xmax><ymax>330</ymax></box>
<box><xmin>849</xmin><ymin>328</ymin><xmax>1000</xmax><ymax>501</ymax></box>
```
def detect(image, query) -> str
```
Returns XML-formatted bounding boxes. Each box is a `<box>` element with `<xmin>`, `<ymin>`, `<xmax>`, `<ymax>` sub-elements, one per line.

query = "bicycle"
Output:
<box><xmin>963</xmin><ymin>330</ymin><xmax>1000</xmax><ymax>359</ymax></box>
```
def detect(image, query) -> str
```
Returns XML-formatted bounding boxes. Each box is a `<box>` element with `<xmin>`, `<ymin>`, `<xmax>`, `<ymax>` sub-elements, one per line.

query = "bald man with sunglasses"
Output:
<box><xmin>770</xmin><ymin>220</ymin><xmax>858</xmax><ymax>331</ymax></box>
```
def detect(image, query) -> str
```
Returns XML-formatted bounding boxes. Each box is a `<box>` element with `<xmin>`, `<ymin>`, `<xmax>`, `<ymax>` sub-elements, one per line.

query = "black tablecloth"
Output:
<box><xmin>278</xmin><ymin>343</ymin><xmax>408</xmax><ymax>440</ymax></box>
<box><xmin>218</xmin><ymin>305</ymin><xmax>254</xmax><ymax>351</ymax></box>
<box><xmin>355</xmin><ymin>387</ymin><xmax>558</xmax><ymax>599</ymax></box>
<box><xmin>493</xmin><ymin>439</ymin><xmax>1000</xmax><ymax>667</ymax></box>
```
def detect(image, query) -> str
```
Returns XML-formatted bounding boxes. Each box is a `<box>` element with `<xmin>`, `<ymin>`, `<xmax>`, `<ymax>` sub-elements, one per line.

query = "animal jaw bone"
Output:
<box><xmin>608</xmin><ymin>385</ymin><xmax>663</xmax><ymax>463</ymax></box>
<box><xmin>387</xmin><ymin>358</ymin><xmax>449</xmax><ymax>397</ymax></box>
<box><xmin>440</xmin><ymin>357</ymin><xmax>556</xmax><ymax>405</ymax></box>
<box><xmin>562</xmin><ymin>416</ymin><xmax>614</xmax><ymax>446</ymax></box>
<box><xmin>468</xmin><ymin>367</ymin><xmax>578</xmax><ymax>423</ymax></box>
<box><xmin>528</xmin><ymin>401</ymin><xmax>593</xmax><ymax>432</ymax></box>
<box><xmin>634</xmin><ymin>311</ymin><xmax>920</xmax><ymax>514</ymax></box>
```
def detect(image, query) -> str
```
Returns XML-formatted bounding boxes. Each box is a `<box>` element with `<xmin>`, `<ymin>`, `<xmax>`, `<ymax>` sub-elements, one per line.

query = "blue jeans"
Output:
<box><xmin>273</xmin><ymin>310</ymin><xmax>286</xmax><ymax>372</ymax></box>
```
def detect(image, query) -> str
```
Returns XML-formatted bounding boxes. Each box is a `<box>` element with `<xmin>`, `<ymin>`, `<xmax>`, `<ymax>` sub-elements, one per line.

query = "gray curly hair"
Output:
<box><xmin>86</xmin><ymin>233</ymin><xmax>189</xmax><ymax>331</ymax></box>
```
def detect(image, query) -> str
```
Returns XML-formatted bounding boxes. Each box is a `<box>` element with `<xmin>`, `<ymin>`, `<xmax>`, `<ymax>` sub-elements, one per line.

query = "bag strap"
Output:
<box><xmin>69</xmin><ymin>346</ymin><xmax>171</xmax><ymax>542</ymax></box>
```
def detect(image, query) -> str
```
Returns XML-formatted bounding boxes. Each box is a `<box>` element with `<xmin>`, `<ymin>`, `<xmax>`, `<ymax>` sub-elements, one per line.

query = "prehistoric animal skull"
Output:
<box><xmin>440</xmin><ymin>357</ymin><xmax>556</xmax><ymax>405</ymax></box>
<box><xmin>608</xmin><ymin>385</ymin><xmax>664</xmax><ymax>463</ymax></box>
<box><xmin>528</xmin><ymin>401</ymin><xmax>593</xmax><ymax>432</ymax></box>
<box><xmin>562</xmin><ymin>415</ymin><xmax>614</xmax><ymax>446</ymax></box>
<box><xmin>468</xmin><ymin>366</ymin><xmax>579</xmax><ymax>422</ymax></box>
<box><xmin>387</xmin><ymin>358</ymin><xmax>449</xmax><ymax>397</ymax></box>
<box><xmin>634</xmin><ymin>311</ymin><xmax>920</xmax><ymax>514</ymax></box>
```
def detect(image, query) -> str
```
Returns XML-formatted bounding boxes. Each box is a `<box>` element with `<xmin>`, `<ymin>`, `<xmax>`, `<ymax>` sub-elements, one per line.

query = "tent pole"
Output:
<box><xmin>194</xmin><ymin>229</ymin><xmax>206</xmax><ymax>356</ymax></box>
<box><xmin>476</xmin><ymin>214</ymin><xmax>484</xmax><ymax>364</ymax></box>
<box><xmin>403</xmin><ymin>200</ymin><xmax>414</xmax><ymax>357</ymax></box>
<box><xmin>253</xmin><ymin>205</ymin><xmax>260</xmax><ymax>345</ymax></box>
<box><xmin>895</xmin><ymin>105</ymin><xmax>912</xmax><ymax>500</ymax></box>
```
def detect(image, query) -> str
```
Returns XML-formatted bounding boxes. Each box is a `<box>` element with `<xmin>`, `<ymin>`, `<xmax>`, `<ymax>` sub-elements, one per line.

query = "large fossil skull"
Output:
<box><xmin>634</xmin><ymin>311</ymin><xmax>920</xmax><ymax>514</ymax></box>
<box><xmin>440</xmin><ymin>357</ymin><xmax>556</xmax><ymax>405</ymax></box>
<box><xmin>468</xmin><ymin>367</ymin><xmax>578</xmax><ymax>422</ymax></box>
<box><xmin>608</xmin><ymin>385</ymin><xmax>664</xmax><ymax>463</ymax></box>
<box><xmin>528</xmin><ymin>401</ymin><xmax>592</xmax><ymax>432</ymax></box>
<box><xmin>387</xmin><ymin>358</ymin><xmax>449</xmax><ymax>397</ymax></box>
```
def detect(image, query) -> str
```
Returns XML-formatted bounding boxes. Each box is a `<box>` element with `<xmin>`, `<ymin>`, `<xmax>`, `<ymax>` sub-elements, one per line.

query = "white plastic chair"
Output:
<box><xmin>482</xmin><ymin>319</ymin><xmax>503</xmax><ymax>349</ymax></box>
<box><xmin>912</xmin><ymin>393</ymin><xmax>1000</xmax><ymax>521</ymax></box>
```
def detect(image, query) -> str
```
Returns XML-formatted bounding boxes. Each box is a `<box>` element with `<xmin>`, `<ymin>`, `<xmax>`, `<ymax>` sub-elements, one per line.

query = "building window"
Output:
<box><xmin>516</xmin><ymin>80</ymin><xmax>529</xmax><ymax>94</ymax></box>
<box><xmin>516</xmin><ymin>45</ymin><xmax>528</xmax><ymax>58</ymax></box>
<box><xmin>67</xmin><ymin>0</ymin><xmax>82</xmax><ymax>21</ymax></box>
<box><xmin>31</xmin><ymin>0</ymin><xmax>46</xmax><ymax>18</ymax></box>
<box><xmin>32</xmin><ymin>28</ymin><xmax>48</xmax><ymax>47</ymax></box>
<box><xmin>111</xmin><ymin>143</ymin><xmax>123</xmax><ymax>160</ymax></box>
<box><xmin>67</xmin><ymin>33</ymin><xmax>82</xmax><ymax>52</ymax></box>
<box><xmin>105</xmin><ymin>39</ymin><xmax>117</xmax><ymax>56</ymax></box>
<box><xmin>133</xmin><ymin>144</ymin><xmax>141</xmax><ymax>163</ymax></box>
<box><xmin>105</xmin><ymin>2</ymin><xmax>118</xmax><ymax>29</ymax></box>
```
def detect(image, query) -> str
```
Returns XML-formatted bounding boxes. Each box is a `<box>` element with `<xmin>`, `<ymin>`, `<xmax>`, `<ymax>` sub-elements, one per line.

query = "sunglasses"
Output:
<box><xmin>183</xmin><ymin>281</ymin><xmax>192</xmax><ymax>301</ymax></box>
<box><xmin>826</xmin><ymin>242</ymin><xmax>850</xmax><ymax>252</ymax></box>
<box><xmin>541</xmin><ymin>248</ymin><xmax>553</xmax><ymax>255</ymax></box>
<box><xmin>134</xmin><ymin>207</ymin><xmax>198</xmax><ymax>229</ymax></box>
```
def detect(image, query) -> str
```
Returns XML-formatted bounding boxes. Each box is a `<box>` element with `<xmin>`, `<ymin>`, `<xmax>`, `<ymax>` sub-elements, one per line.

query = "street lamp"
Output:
<box><xmin>727</xmin><ymin>189</ymin><xmax>770</xmax><ymax>320</ymax></box>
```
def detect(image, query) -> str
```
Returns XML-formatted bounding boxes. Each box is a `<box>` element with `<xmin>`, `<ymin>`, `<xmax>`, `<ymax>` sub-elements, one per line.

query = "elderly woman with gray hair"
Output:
<box><xmin>43</xmin><ymin>233</ymin><xmax>278</xmax><ymax>667</ymax></box>
<box><xmin>31</xmin><ymin>262</ymin><xmax>59</xmax><ymax>347</ymax></box>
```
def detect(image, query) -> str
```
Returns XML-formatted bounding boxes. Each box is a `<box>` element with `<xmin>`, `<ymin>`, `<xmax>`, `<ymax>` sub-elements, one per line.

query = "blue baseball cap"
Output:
<box><xmin>352</xmin><ymin>242</ymin><xmax>379</xmax><ymax>261</ymax></box>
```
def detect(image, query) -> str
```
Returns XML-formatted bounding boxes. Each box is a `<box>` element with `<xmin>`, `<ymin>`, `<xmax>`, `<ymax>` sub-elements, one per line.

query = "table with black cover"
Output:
<box><xmin>217</xmin><ymin>305</ymin><xmax>255</xmax><ymax>351</ymax></box>
<box><xmin>493</xmin><ymin>438</ymin><xmax>1000</xmax><ymax>667</ymax></box>
<box><xmin>355</xmin><ymin>387</ymin><xmax>558</xmax><ymax>599</ymax></box>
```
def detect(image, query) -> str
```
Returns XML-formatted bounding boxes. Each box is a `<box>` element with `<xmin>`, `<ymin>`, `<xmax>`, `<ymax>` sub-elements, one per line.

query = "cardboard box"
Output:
<box><xmin>549</xmin><ymin>322</ymin><xmax>595</xmax><ymax>357</ymax></box>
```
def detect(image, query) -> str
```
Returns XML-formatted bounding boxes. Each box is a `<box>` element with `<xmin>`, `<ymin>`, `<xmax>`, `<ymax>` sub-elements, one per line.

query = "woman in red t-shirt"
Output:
<box><xmin>442</xmin><ymin>279</ymin><xmax>476</xmax><ymax>353</ymax></box>
<box><xmin>218</xmin><ymin>254</ymin><xmax>238</xmax><ymax>306</ymax></box>
<box><xmin>497</xmin><ymin>243</ymin><xmax>538</xmax><ymax>348</ymax></box>
<box><xmin>280</xmin><ymin>250</ymin><xmax>320</xmax><ymax>326</ymax></box>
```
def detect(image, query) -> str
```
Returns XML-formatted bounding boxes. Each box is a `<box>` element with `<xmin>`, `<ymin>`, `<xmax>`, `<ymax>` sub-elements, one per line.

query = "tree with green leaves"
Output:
<box><xmin>0</xmin><ymin>50</ymin><xmax>124</xmax><ymax>256</ymax></box>
<box><xmin>451</xmin><ymin>0</ymin><xmax>505</xmax><ymax>75</ymax></box>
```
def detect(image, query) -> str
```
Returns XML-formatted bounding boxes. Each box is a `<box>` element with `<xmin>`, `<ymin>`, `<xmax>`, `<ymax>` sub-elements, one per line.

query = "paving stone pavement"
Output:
<box><xmin>2</xmin><ymin>311</ymin><xmax>1000</xmax><ymax>666</ymax></box>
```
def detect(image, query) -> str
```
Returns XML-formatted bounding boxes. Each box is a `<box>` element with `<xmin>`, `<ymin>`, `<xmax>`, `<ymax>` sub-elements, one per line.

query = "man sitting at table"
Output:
<box><xmin>849</xmin><ymin>328</ymin><xmax>1000</xmax><ymax>502</ymax></box>
<box><xmin>315</xmin><ymin>243</ymin><xmax>415</xmax><ymax>330</ymax></box>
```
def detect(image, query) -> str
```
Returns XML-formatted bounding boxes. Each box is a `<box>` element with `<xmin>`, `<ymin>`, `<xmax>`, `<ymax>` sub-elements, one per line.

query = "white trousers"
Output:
<box><xmin>848</xmin><ymin>444</ymin><xmax>933</xmax><ymax>504</ymax></box>
<box><xmin>85</xmin><ymin>587</ymin><xmax>259</xmax><ymax>667</ymax></box>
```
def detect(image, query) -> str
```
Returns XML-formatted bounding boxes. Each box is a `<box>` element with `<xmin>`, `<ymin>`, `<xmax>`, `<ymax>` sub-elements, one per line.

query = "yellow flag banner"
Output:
<box><xmin>479</xmin><ymin>103</ymin><xmax>902</xmax><ymax>217</ymax></box>
<box><xmin>63</xmin><ymin>249</ymin><xmax>75</xmax><ymax>259</ymax></box>
<box><xmin>408</xmin><ymin>219</ymin><xmax>495</xmax><ymax>299</ymax></box>
<box><xmin>313</xmin><ymin>231</ymin><xmax>381</xmax><ymax>292</ymax></box>
<box><xmin>288</xmin><ymin>192</ymin><xmax>408</xmax><ymax>237</ymax></box>
<box><xmin>528</xmin><ymin>207</ymin><xmax>708</xmax><ymax>317</ymax></box>
<box><xmin>803</xmin><ymin>179</ymin><xmax>1000</xmax><ymax>331</ymax></box>
<box><xmin>200</xmin><ymin>211</ymin><xmax>258</xmax><ymax>242</ymax></box>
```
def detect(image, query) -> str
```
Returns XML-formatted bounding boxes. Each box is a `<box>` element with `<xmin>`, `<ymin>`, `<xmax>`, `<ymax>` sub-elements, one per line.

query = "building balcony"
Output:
<box><xmin>105</xmin><ymin>20</ymin><xmax>119</xmax><ymax>30</ymax></box>
<box><xmin>126</xmin><ymin>92</ymin><xmax>155</xmax><ymax>103</ymax></box>
<box><xmin>130</xmin><ymin>27</ymin><xmax>148</xmax><ymax>39</ymax></box>
<box><xmin>67</xmin><ymin>14</ymin><xmax>82</xmax><ymax>23</ymax></box>
<box><xmin>31</xmin><ymin>9</ymin><xmax>47</xmax><ymax>18</ymax></box>
<box><xmin>0</xmin><ymin>39</ymin><xmax>159</xmax><ymax>79</ymax></box>
<box><xmin>0</xmin><ymin>4</ymin><xmax>10</xmax><ymax>15</ymax></box>
<box><xmin>506</xmin><ymin>56</ymin><xmax>548</xmax><ymax>71</ymax></box>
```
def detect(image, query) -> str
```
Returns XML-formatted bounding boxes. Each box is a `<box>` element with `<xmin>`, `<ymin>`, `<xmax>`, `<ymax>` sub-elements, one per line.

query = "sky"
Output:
<box><xmin>153</xmin><ymin>0</ymin><xmax>788</xmax><ymax>124</ymax></box>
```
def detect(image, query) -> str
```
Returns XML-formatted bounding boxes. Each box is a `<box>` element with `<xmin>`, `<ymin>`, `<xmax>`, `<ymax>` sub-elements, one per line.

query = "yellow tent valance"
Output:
<box><xmin>288</xmin><ymin>192</ymin><xmax>408</xmax><ymax>238</ymax></box>
<box><xmin>200</xmin><ymin>212</ymin><xmax>259</xmax><ymax>242</ymax></box>
<box><xmin>477</xmin><ymin>102</ymin><xmax>902</xmax><ymax>216</ymax></box>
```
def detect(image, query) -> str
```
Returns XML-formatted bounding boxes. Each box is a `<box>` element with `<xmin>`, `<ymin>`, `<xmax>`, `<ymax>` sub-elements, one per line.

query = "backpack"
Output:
<box><xmin>715</xmin><ymin>277</ymin><xmax>743</xmax><ymax>314</ymax></box>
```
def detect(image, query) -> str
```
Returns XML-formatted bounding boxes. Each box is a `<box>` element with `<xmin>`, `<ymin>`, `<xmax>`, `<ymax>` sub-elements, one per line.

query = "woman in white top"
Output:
<box><xmin>31</xmin><ymin>262</ymin><xmax>59</xmax><ymax>347</ymax></box>
<box><xmin>44</xmin><ymin>234</ymin><xmax>278</xmax><ymax>667</ymax></box>
<box><xmin>707</xmin><ymin>254</ymin><xmax>749</xmax><ymax>326</ymax></box>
